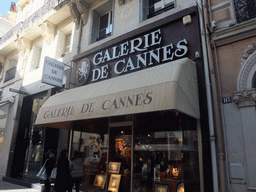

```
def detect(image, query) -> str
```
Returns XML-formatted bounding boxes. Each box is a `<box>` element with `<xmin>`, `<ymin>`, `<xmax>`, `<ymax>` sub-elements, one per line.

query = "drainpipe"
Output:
<box><xmin>197</xmin><ymin>1</ymin><xmax>218</xmax><ymax>192</ymax></box>
<box><xmin>198</xmin><ymin>0</ymin><xmax>228</xmax><ymax>191</ymax></box>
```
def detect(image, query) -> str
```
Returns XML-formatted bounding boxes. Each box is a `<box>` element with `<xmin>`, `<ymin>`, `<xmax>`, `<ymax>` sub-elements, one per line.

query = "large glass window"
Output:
<box><xmin>133</xmin><ymin>111</ymin><xmax>200</xmax><ymax>192</ymax></box>
<box><xmin>70</xmin><ymin>118</ymin><xmax>109</xmax><ymax>190</ymax></box>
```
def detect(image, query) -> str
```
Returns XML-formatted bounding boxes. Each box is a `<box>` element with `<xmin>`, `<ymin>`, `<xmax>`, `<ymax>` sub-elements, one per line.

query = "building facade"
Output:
<box><xmin>1</xmin><ymin>0</ymin><xmax>218</xmax><ymax>192</ymax></box>
<box><xmin>0</xmin><ymin>0</ymin><xmax>77</xmax><ymax>183</ymax></box>
<box><xmin>206</xmin><ymin>0</ymin><xmax>256</xmax><ymax>191</ymax></box>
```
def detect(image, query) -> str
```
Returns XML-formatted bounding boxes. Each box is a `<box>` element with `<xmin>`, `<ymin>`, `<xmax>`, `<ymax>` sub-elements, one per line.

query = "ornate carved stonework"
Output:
<box><xmin>241</xmin><ymin>42</ymin><xmax>256</xmax><ymax>64</ymax></box>
<box><xmin>40</xmin><ymin>21</ymin><xmax>56</xmax><ymax>45</ymax></box>
<box><xmin>233</xmin><ymin>89</ymin><xmax>256</xmax><ymax>107</ymax></box>
<box><xmin>69</xmin><ymin>2</ymin><xmax>80</xmax><ymax>29</ymax></box>
<box><xmin>15</xmin><ymin>36</ymin><xmax>31</xmax><ymax>72</ymax></box>
<box><xmin>237</xmin><ymin>42</ymin><xmax>256</xmax><ymax>91</ymax></box>
<box><xmin>15</xmin><ymin>36</ymin><xmax>31</xmax><ymax>56</ymax></box>
<box><xmin>69</xmin><ymin>0</ymin><xmax>88</xmax><ymax>28</ymax></box>
<box><xmin>77</xmin><ymin>0</ymin><xmax>89</xmax><ymax>25</ymax></box>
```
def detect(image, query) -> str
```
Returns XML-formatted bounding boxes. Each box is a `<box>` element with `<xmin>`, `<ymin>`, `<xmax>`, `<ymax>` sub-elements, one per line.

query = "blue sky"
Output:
<box><xmin>0</xmin><ymin>0</ymin><xmax>19</xmax><ymax>16</ymax></box>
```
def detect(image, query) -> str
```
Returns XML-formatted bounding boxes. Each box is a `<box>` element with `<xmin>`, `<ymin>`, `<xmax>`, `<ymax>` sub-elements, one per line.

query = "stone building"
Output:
<box><xmin>1</xmin><ymin>0</ymin><xmax>219</xmax><ymax>191</ymax></box>
<box><xmin>204</xmin><ymin>0</ymin><xmax>256</xmax><ymax>191</ymax></box>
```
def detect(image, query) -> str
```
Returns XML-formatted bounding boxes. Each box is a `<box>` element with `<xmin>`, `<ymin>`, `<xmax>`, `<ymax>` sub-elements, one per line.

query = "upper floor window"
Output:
<box><xmin>142</xmin><ymin>0</ymin><xmax>175</xmax><ymax>20</ymax></box>
<box><xmin>64</xmin><ymin>33</ymin><xmax>72</xmax><ymax>54</ymax></box>
<box><xmin>234</xmin><ymin>0</ymin><xmax>256</xmax><ymax>22</ymax></box>
<box><xmin>30</xmin><ymin>39</ymin><xmax>43</xmax><ymax>71</ymax></box>
<box><xmin>4</xmin><ymin>58</ymin><xmax>17</xmax><ymax>83</ymax></box>
<box><xmin>91</xmin><ymin>1</ymin><xmax>113</xmax><ymax>43</ymax></box>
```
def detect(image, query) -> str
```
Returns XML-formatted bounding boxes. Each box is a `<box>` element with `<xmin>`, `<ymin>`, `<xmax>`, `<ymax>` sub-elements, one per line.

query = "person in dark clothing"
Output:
<box><xmin>54</xmin><ymin>149</ymin><xmax>72</xmax><ymax>192</ymax></box>
<box><xmin>44</xmin><ymin>149</ymin><xmax>57</xmax><ymax>192</ymax></box>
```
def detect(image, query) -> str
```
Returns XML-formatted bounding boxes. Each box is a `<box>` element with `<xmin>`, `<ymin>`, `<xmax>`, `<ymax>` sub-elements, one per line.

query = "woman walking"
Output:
<box><xmin>70</xmin><ymin>151</ymin><xmax>84</xmax><ymax>192</ymax></box>
<box><xmin>54</xmin><ymin>149</ymin><xmax>72</xmax><ymax>192</ymax></box>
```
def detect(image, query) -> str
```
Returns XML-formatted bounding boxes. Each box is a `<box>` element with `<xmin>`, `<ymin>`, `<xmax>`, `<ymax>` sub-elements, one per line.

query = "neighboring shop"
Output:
<box><xmin>35</xmin><ymin>7</ymin><xmax>212</xmax><ymax>192</ymax></box>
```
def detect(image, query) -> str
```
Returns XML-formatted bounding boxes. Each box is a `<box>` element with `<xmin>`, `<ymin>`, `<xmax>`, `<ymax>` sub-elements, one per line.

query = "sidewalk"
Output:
<box><xmin>0</xmin><ymin>180</ymin><xmax>41</xmax><ymax>192</ymax></box>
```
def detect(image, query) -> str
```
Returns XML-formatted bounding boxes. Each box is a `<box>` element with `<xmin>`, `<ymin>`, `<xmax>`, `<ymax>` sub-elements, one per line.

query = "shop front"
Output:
<box><xmin>35</xmin><ymin>8</ymin><xmax>210</xmax><ymax>192</ymax></box>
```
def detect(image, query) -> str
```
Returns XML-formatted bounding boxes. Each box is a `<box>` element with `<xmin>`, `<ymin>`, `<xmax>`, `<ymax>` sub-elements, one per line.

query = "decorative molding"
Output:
<box><xmin>233</xmin><ymin>89</ymin><xmax>256</xmax><ymax>107</ymax></box>
<box><xmin>69</xmin><ymin>0</ymin><xmax>88</xmax><ymax>28</ymax></box>
<box><xmin>212</xmin><ymin>17</ymin><xmax>256</xmax><ymax>47</ymax></box>
<box><xmin>76</xmin><ymin>0</ymin><xmax>89</xmax><ymax>25</ymax></box>
<box><xmin>40</xmin><ymin>21</ymin><xmax>56</xmax><ymax>45</ymax></box>
<box><xmin>241</xmin><ymin>42</ymin><xmax>256</xmax><ymax>64</ymax></box>
<box><xmin>237</xmin><ymin>42</ymin><xmax>256</xmax><ymax>91</ymax></box>
<box><xmin>69</xmin><ymin>2</ymin><xmax>80</xmax><ymax>29</ymax></box>
<box><xmin>15</xmin><ymin>36</ymin><xmax>31</xmax><ymax>56</ymax></box>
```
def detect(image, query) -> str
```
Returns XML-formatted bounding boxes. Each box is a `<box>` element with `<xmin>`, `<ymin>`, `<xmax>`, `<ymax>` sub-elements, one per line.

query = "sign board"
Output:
<box><xmin>222</xmin><ymin>97</ymin><xmax>232</xmax><ymax>104</ymax></box>
<box><xmin>42</xmin><ymin>56</ymin><xmax>65</xmax><ymax>88</ymax></box>
<box><xmin>9</xmin><ymin>88</ymin><xmax>28</xmax><ymax>95</ymax></box>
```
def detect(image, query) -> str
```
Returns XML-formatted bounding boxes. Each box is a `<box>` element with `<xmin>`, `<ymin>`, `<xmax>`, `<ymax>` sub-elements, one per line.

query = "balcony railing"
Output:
<box><xmin>234</xmin><ymin>0</ymin><xmax>256</xmax><ymax>22</ymax></box>
<box><xmin>0</xmin><ymin>0</ymin><xmax>69</xmax><ymax>46</ymax></box>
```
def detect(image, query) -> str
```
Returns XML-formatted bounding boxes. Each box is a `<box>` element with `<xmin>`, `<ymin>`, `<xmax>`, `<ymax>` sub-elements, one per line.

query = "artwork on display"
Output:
<box><xmin>176</xmin><ymin>182</ymin><xmax>185</xmax><ymax>192</ymax></box>
<box><xmin>94</xmin><ymin>174</ymin><xmax>106</xmax><ymax>189</ymax></box>
<box><xmin>171</xmin><ymin>164</ymin><xmax>182</xmax><ymax>179</ymax></box>
<box><xmin>115</xmin><ymin>135</ymin><xmax>131</xmax><ymax>159</ymax></box>
<box><xmin>154</xmin><ymin>165</ymin><xmax>160</xmax><ymax>180</ymax></box>
<box><xmin>109</xmin><ymin>162</ymin><xmax>121</xmax><ymax>173</ymax></box>
<box><xmin>154</xmin><ymin>183</ymin><xmax>169</xmax><ymax>192</ymax></box>
<box><xmin>108</xmin><ymin>174</ymin><xmax>121</xmax><ymax>192</ymax></box>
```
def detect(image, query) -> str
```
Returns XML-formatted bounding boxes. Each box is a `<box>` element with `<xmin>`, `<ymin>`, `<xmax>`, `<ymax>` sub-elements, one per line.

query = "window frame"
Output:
<box><xmin>142</xmin><ymin>0</ymin><xmax>175</xmax><ymax>20</ymax></box>
<box><xmin>97</xmin><ymin>11</ymin><xmax>113</xmax><ymax>41</ymax></box>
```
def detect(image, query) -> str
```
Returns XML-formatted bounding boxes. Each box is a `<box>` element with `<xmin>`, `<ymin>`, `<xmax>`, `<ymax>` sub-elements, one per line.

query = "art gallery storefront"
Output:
<box><xmin>35</xmin><ymin>8</ymin><xmax>211</xmax><ymax>192</ymax></box>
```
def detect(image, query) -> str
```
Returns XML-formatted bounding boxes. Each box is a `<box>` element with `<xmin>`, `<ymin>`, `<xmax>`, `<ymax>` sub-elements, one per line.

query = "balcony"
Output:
<box><xmin>0</xmin><ymin>0</ymin><xmax>69</xmax><ymax>46</ymax></box>
<box><xmin>234</xmin><ymin>0</ymin><xmax>256</xmax><ymax>22</ymax></box>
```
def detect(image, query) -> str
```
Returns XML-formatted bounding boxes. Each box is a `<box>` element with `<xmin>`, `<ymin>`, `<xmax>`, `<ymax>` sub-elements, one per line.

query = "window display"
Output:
<box><xmin>69</xmin><ymin>112</ymin><xmax>200</xmax><ymax>192</ymax></box>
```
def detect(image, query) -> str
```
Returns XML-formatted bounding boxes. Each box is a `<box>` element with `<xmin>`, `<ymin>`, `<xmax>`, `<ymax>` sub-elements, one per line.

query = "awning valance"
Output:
<box><xmin>35</xmin><ymin>58</ymin><xmax>200</xmax><ymax>126</ymax></box>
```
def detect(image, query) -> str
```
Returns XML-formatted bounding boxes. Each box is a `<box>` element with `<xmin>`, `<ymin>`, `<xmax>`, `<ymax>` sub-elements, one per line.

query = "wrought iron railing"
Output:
<box><xmin>0</xmin><ymin>0</ymin><xmax>69</xmax><ymax>46</ymax></box>
<box><xmin>233</xmin><ymin>0</ymin><xmax>256</xmax><ymax>22</ymax></box>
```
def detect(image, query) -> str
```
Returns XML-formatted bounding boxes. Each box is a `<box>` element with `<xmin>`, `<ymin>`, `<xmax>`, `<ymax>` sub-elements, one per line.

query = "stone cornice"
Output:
<box><xmin>233</xmin><ymin>89</ymin><xmax>256</xmax><ymax>107</ymax></box>
<box><xmin>39</xmin><ymin>21</ymin><xmax>56</xmax><ymax>45</ymax></box>
<box><xmin>212</xmin><ymin>17</ymin><xmax>256</xmax><ymax>47</ymax></box>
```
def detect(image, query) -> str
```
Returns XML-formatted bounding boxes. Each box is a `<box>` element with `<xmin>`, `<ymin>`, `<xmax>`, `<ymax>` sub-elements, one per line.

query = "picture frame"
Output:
<box><xmin>108</xmin><ymin>174</ymin><xmax>121</xmax><ymax>192</ymax></box>
<box><xmin>176</xmin><ymin>182</ymin><xmax>185</xmax><ymax>192</ymax></box>
<box><xmin>154</xmin><ymin>182</ymin><xmax>169</xmax><ymax>192</ymax></box>
<box><xmin>171</xmin><ymin>164</ymin><xmax>182</xmax><ymax>179</ymax></box>
<box><xmin>109</xmin><ymin>162</ymin><xmax>121</xmax><ymax>173</ymax></box>
<box><xmin>94</xmin><ymin>174</ymin><xmax>106</xmax><ymax>189</ymax></box>
<box><xmin>154</xmin><ymin>165</ymin><xmax>160</xmax><ymax>181</ymax></box>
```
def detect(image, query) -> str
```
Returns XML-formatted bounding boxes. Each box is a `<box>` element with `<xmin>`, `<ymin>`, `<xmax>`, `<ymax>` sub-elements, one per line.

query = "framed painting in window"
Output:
<box><xmin>108</xmin><ymin>174</ymin><xmax>121</xmax><ymax>192</ymax></box>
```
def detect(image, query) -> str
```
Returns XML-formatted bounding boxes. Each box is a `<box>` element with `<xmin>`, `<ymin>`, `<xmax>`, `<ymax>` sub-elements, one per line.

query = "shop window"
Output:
<box><xmin>91</xmin><ymin>1</ymin><xmax>113</xmax><ymax>43</ymax></box>
<box><xmin>4</xmin><ymin>59</ymin><xmax>17</xmax><ymax>83</ymax></box>
<box><xmin>133</xmin><ymin>111</ymin><xmax>200</xmax><ymax>192</ymax></box>
<box><xmin>234</xmin><ymin>0</ymin><xmax>256</xmax><ymax>22</ymax></box>
<box><xmin>142</xmin><ymin>0</ymin><xmax>175</xmax><ymax>20</ymax></box>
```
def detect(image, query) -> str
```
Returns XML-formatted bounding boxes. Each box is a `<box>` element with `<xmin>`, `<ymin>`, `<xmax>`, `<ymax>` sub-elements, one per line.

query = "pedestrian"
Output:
<box><xmin>54</xmin><ymin>149</ymin><xmax>72</xmax><ymax>192</ymax></box>
<box><xmin>70</xmin><ymin>151</ymin><xmax>84</xmax><ymax>192</ymax></box>
<box><xmin>44</xmin><ymin>149</ymin><xmax>57</xmax><ymax>192</ymax></box>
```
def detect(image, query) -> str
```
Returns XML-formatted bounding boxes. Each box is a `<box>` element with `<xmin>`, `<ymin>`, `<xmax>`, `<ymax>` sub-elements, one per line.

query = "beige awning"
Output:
<box><xmin>35</xmin><ymin>58</ymin><xmax>200</xmax><ymax>126</ymax></box>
